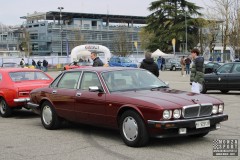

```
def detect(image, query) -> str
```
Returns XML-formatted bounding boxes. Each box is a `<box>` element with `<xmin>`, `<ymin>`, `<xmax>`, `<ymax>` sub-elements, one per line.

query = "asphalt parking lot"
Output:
<box><xmin>0</xmin><ymin>70</ymin><xmax>239</xmax><ymax>160</ymax></box>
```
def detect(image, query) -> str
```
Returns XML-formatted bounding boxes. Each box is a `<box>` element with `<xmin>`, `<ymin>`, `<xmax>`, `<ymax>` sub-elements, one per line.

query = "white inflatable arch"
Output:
<box><xmin>70</xmin><ymin>44</ymin><xmax>111</xmax><ymax>63</ymax></box>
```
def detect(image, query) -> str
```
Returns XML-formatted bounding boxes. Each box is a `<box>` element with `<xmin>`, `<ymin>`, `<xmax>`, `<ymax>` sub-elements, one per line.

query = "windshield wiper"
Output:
<box><xmin>151</xmin><ymin>86</ymin><xmax>169</xmax><ymax>91</ymax></box>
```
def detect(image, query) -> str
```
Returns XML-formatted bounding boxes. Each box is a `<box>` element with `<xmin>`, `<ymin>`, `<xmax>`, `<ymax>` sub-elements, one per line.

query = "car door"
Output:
<box><xmin>206</xmin><ymin>63</ymin><xmax>234</xmax><ymax>89</ymax></box>
<box><xmin>227</xmin><ymin>63</ymin><xmax>240</xmax><ymax>90</ymax></box>
<box><xmin>50</xmin><ymin>71</ymin><xmax>82</xmax><ymax>122</ymax></box>
<box><xmin>75</xmin><ymin>71</ymin><xmax>107</xmax><ymax>125</ymax></box>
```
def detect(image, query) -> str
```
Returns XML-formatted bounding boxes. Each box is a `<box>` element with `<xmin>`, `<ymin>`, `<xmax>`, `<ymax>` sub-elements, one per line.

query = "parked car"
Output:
<box><xmin>202</xmin><ymin>62</ymin><xmax>240</xmax><ymax>94</ymax></box>
<box><xmin>109</xmin><ymin>56</ymin><xmax>137</xmax><ymax>68</ymax></box>
<box><xmin>0</xmin><ymin>68</ymin><xmax>53</xmax><ymax>117</ymax></box>
<box><xmin>164</xmin><ymin>58</ymin><xmax>181</xmax><ymax>71</ymax></box>
<box><xmin>1</xmin><ymin>62</ymin><xmax>19</xmax><ymax>68</ymax></box>
<box><xmin>204</xmin><ymin>62</ymin><xmax>223</xmax><ymax>74</ymax></box>
<box><xmin>28</xmin><ymin>67</ymin><xmax>228</xmax><ymax>147</ymax></box>
<box><xmin>63</xmin><ymin>62</ymin><xmax>92</xmax><ymax>70</ymax></box>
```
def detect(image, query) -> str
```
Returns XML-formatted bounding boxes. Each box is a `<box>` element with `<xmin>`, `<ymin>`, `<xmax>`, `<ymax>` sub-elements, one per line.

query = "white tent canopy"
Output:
<box><xmin>70</xmin><ymin>44</ymin><xmax>111</xmax><ymax>63</ymax></box>
<box><xmin>151</xmin><ymin>49</ymin><xmax>174</xmax><ymax>58</ymax></box>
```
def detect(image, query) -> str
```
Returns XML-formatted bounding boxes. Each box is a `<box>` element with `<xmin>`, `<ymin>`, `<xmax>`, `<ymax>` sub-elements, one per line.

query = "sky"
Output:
<box><xmin>0</xmin><ymin>0</ymin><xmax>209</xmax><ymax>25</ymax></box>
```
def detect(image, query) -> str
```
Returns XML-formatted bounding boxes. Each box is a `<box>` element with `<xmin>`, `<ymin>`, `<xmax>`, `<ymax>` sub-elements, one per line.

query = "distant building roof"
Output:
<box><xmin>21</xmin><ymin>11</ymin><xmax>146</xmax><ymax>24</ymax></box>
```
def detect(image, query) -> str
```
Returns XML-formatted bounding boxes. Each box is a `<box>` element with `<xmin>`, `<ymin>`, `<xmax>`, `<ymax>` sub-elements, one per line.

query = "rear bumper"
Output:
<box><xmin>14</xmin><ymin>98</ymin><xmax>30</xmax><ymax>103</ymax></box>
<box><xmin>27</xmin><ymin>102</ymin><xmax>40</xmax><ymax>114</ymax></box>
<box><xmin>147</xmin><ymin>114</ymin><xmax>228</xmax><ymax>138</ymax></box>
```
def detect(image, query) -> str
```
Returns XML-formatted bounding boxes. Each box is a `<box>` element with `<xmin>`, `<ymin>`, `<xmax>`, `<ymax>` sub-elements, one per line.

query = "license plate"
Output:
<box><xmin>195</xmin><ymin>120</ymin><xmax>210</xmax><ymax>129</ymax></box>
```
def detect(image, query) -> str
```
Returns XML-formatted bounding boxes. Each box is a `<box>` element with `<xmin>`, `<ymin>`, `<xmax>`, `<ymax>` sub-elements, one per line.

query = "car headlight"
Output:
<box><xmin>218</xmin><ymin>104</ymin><xmax>224</xmax><ymax>113</ymax></box>
<box><xmin>173</xmin><ymin>109</ymin><xmax>181</xmax><ymax>119</ymax></box>
<box><xmin>163</xmin><ymin>110</ymin><xmax>172</xmax><ymax>120</ymax></box>
<box><xmin>212</xmin><ymin>105</ymin><xmax>218</xmax><ymax>114</ymax></box>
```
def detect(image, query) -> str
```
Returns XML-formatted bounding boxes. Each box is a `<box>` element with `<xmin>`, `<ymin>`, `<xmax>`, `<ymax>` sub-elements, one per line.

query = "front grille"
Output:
<box><xmin>183</xmin><ymin>104</ymin><xmax>213</xmax><ymax>118</ymax></box>
<box><xmin>199</xmin><ymin>104</ymin><xmax>212</xmax><ymax>117</ymax></box>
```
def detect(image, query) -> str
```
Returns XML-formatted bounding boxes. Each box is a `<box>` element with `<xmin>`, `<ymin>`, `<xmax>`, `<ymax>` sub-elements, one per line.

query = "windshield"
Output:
<box><xmin>102</xmin><ymin>70</ymin><xmax>166</xmax><ymax>92</ymax></box>
<box><xmin>121</xmin><ymin>57</ymin><xmax>132</xmax><ymax>63</ymax></box>
<box><xmin>9</xmin><ymin>71</ymin><xmax>50</xmax><ymax>82</ymax></box>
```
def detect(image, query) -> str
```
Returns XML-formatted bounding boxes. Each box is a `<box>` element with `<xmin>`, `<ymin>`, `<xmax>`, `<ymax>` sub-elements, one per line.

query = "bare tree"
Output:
<box><xmin>19</xmin><ymin>28</ymin><xmax>31</xmax><ymax>57</ymax></box>
<box><xmin>112</xmin><ymin>26</ymin><xmax>130</xmax><ymax>57</ymax></box>
<box><xmin>206</xmin><ymin>0</ymin><xmax>235</xmax><ymax>52</ymax></box>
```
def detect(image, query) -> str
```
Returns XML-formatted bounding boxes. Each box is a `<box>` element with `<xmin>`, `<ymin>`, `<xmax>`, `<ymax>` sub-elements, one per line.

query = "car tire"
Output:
<box><xmin>200</xmin><ymin>83</ymin><xmax>207</xmax><ymax>94</ymax></box>
<box><xmin>189</xmin><ymin>132</ymin><xmax>209</xmax><ymax>138</ymax></box>
<box><xmin>41</xmin><ymin>101</ymin><xmax>62</xmax><ymax>130</ymax></box>
<box><xmin>0</xmin><ymin>97</ymin><xmax>12</xmax><ymax>117</ymax></box>
<box><xmin>119</xmin><ymin>110</ymin><xmax>149</xmax><ymax>147</ymax></box>
<box><xmin>220</xmin><ymin>90</ymin><xmax>229</xmax><ymax>94</ymax></box>
<box><xmin>172</xmin><ymin>66</ymin><xmax>176</xmax><ymax>71</ymax></box>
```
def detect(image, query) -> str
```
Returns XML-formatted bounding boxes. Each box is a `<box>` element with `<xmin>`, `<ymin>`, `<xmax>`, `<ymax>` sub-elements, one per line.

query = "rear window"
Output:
<box><xmin>9</xmin><ymin>71</ymin><xmax>50</xmax><ymax>81</ymax></box>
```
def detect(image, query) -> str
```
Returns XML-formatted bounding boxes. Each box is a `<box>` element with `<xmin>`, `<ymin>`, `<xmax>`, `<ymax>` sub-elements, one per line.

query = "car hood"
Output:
<box><xmin>112</xmin><ymin>89</ymin><xmax>222</xmax><ymax>109</ymax></box>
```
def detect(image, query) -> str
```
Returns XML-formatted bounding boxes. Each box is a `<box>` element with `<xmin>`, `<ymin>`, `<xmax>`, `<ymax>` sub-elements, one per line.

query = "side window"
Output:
<box><xmin>116</xmin><ymin>58</ymin><xmax>120</xmax><ymax>63</ymax></box>
<box><xmin>0</xmin><ymin>73</ymin><xmax>2</xmax><ymax>81</ymax></box>
<box><xmin>50</xmin><ymin>73</ymin><xmax>63</xmax><ymax>88</ymax></box>
<box><xmin>217</xmin><ymin>64</ymin><xmax>233</xmax><ymax>73</ymax></box>
<box><xmin>232</xmin><ymin>64</ymin><xmax>240</xmax><ymax>73</ymax></box>
<box><xmin>57</xmin><ymin>72</ymin><xmax>81</xmax><ymax>89</ymax></box>
<box><xmin>80</xmin><ymin>72</ymin><xmax>102</xmax><ymax>90</ymax></box>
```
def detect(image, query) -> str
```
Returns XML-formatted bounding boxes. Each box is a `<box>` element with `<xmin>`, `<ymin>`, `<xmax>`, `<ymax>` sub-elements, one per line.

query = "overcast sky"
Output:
<box><xmin>0</xmin><ymin>0</ymin><xmax>209</xmax><ymax>25</ymax></box>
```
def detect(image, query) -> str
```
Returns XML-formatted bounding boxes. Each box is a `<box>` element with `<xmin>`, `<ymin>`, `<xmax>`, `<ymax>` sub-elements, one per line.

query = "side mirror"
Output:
<box><xmin>89</xmin><ymin>86</ymin><xmax>103</xmax><ymax>92</ymax></box>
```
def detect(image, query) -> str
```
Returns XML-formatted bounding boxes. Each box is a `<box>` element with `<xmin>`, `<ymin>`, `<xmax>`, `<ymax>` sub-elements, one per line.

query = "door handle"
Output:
<box><xmin>52</xmin><ymin>90</ymin><xmax>57</xmax><ymax>94</ymax></box>
<box><xmin>76</xmin><ymin>93</ymin><xmax>82</xmax><ymax>97</ymax></box>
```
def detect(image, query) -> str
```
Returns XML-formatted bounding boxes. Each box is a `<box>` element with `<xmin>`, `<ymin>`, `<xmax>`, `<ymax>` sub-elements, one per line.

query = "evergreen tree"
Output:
<box><xmin>145</xmin><ymin>0</ymin><xmax>202</xmax><ymax>52</ymax></box>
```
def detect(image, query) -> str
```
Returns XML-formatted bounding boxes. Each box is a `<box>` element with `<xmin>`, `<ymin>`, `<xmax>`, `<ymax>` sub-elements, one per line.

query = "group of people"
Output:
<box><xmin>180</xmin><ymin>56</ymin><xmax>192</xmax><ymax>76</ymax></box>
<box><xmin>140</xmin><ymin>48</ymin><xmax>204</xmax><ymax>94</ymax></box>
<box><xmin>20</xmin><ymin>58</ymin><xmax>49</xmax><ymax>72</ymax></box>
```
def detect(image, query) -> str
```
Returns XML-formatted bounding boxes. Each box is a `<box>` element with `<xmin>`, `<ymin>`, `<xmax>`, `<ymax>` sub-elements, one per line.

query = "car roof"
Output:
<box><xmin>68</xmin><ymin>67</ymin><xmax>140</xmax><ymax>73</ymax></box>
<box><xmin>0</xmin><ymin>68</ymin><xmax>41</xmax><ymax>73</ymax></box>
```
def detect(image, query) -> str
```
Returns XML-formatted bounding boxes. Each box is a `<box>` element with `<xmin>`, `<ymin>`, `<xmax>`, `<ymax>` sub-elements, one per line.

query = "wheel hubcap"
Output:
<box><xmin>42</xmin><ymin>105</ymin><xmax>52</xmax><ymax>125</ymax></box>
<box><xmin>122</xmin><ymin>116</ymin><xmax>138</xmax><ymax>141</ymax></box>
<box><xmin>0</xmin><ymin>100</ymin><xmax>6</xmax><ymax>114</ymax></box>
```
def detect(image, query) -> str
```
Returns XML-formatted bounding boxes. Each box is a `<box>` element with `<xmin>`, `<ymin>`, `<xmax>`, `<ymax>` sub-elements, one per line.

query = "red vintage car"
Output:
<box><xmin>0</xmin><ymin>68</ymin><xmax>53</xmax><ymax>117</ymax></box>
<box><xmin>28</xmin><ymin>67</ymin><xmax>228</xmax><ymax>147</ymax></box>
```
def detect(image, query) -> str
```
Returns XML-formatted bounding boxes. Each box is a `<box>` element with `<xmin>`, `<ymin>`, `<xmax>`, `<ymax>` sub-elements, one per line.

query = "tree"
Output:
<box><xmin>19</xmin><ymin>28</ymin><xmax>31</xmax><ymax>57</ymax></box>
<box><xmin>145</xmin><ymin>0</ymin><xmax>202</xmax><ymax>52</ymax></box>
<box><xmin>206</xmin><ymin>0</ymin><xmax>235</xmax><ymax>52</ymax></box>
<box><xmin>112</xmin><ymin>26</ymin><xmax>130</xmax><ymax>57</ymax></box>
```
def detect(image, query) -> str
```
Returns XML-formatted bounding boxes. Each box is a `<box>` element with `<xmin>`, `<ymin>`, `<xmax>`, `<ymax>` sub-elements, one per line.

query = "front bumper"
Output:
<box><xmin>148</xmin><ymin>114</ymin><xmax>228</xmax><ymax>137</ymax></box>
<box><xmin>14</xmin><ymin>98</ymin><xmax>30</xmax><ymax>103</ymax></box>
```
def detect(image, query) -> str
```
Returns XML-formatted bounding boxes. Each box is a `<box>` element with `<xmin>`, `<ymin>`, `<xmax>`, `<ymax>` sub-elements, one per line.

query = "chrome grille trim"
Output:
<box><xmin>182</xmin><ymin>103</ymin><xmax>213</xmax><ymax>119</ymax></box>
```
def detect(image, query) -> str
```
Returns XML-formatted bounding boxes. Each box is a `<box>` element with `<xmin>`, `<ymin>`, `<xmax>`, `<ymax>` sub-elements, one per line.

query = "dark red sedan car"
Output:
<box><xmin>28</xmin><ymin>67</ymin><xmax>228</xmax><ymax>147</ymax></box>
<box><xmin>0</xmin><ymin>68</ymin><xmax>53</xmax><ymax>117</ymax></box>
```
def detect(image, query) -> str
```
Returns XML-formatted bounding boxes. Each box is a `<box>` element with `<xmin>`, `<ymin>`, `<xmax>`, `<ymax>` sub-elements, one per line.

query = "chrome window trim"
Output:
<box><xmin>79</xmin><ymin>71</ymin><xmax>106</xmax><ymax>93</ymax></box>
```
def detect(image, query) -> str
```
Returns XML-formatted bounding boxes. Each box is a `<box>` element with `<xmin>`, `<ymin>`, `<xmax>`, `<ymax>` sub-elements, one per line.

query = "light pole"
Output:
<box><xmin>185</xmin><ymin>10</ymin><xmax>188</xmax><ymax>55</ymax></box>
<box><xmin>58</xmin><ymin>7</ymin><xmax>64</xmax><ymax>56</ymax></box>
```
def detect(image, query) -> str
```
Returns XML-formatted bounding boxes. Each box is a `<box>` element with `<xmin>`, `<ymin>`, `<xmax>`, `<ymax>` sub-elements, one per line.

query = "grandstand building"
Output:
<box><xmin>19</xmin><ymin>11</ymin><xmax>146</xmax><ymax>56</ymax></box>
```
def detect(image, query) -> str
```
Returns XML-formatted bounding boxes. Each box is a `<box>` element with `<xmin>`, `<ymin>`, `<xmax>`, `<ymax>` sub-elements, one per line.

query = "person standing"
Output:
<box><xmin>140</xmin><ymin>52</ymin><xmax>159</xmax><ymax>77</ymax></box>
<box><xmin>32</xmin><ymin>59</ymin><xmax>36</xmax><ymax>68</ymax></box>
<box><xmin>20</xmin><ymin>58</ymin><xmax>25</xmax><ymax>68</ymax></box>
<box><xmin>190</xmin><ymin>48</ymin><xmax>204</xmax><ymax>93</ymax></box>
<box><xmin>180</xmin><ymin>56</ymin><xmax>185</xmax><ymax>76</ymax></box>
<box><xmin>90</xmin><ymin>52</ymin><xmax>104</xmax><ymax>67</ymax></box>
<box><xmin>161</xmin><ymin>57</ymin><xmax>165</xmax><ymax>71</ymax></box>
<box><xmin>43</xmin><ymin>59</ymin><xmax>48</xmax><ymax>72</ymax></box>
<box><xmin>157</xmin><ymin>56</ymin><xmax>162</xmax><ymax>70</ymax></box>
<box><xmin>185</xmin><ymin>56</ymin><xmax>191</xmax><ymax>75</ymax></box>
<box><xmin>37</xmin><ymin>60</ymin><xmax>42</xmax><ymax>70</ymax></box>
